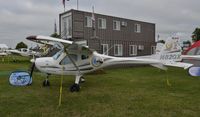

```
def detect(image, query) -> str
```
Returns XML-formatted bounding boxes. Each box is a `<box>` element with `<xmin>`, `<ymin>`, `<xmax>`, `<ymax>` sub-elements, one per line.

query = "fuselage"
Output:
<box><xmin>35</xmin><ymin>51</ymin><xmax>160</xmax><ymax>75</ymax></box>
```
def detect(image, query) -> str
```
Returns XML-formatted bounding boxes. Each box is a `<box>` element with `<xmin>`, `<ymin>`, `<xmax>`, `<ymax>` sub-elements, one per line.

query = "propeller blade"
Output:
<box><xmin>30</xmin><ymin>62</ymin><xmax>35</xmax><ymax>78</ymax></box>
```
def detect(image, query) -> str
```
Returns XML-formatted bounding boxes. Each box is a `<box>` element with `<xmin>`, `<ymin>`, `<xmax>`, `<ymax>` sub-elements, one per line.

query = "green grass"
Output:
<box><xmin>0</xmin><ymin>55</ymin><xmax>30</xmax><ymax>64</ymax></box>
<box><xmin>0</xmin><ymin>61</ymin><xmax>200</xmax><ymax>117</ymax></box>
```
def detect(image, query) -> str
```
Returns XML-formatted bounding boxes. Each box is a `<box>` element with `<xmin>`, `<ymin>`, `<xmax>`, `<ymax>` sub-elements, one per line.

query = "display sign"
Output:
<box><xmin>188</xmin><ymin>67</ymin><xmax>200</xmax><ymax>76</ymax></box>
<box><xmin>9</xmin><ymin>71</ymin><xmax>32</xmax><ymax>86</ymax></box>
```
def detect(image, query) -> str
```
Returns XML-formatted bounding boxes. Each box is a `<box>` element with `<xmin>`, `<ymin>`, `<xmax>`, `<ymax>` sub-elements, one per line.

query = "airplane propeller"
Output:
<box><xmin>30</xmin><ymin>55</ymin><xmax>36</xmax><ymax>78</ymax></box>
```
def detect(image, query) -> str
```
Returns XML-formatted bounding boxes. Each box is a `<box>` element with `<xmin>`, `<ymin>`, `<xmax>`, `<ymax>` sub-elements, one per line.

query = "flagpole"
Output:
<box><xmin>63</xmin><ymin>0</ymin><xmax>66</xmax><ymax>12</ymax></box>
<box><xmin>77</xmin><ymin>0</ymin><xmax>79</xmax><ymax>10</ymax></box>
<box><xmin>64</xmin><ymin>1</ymin><xmax>65</xmax><ymax>12</ymax></box>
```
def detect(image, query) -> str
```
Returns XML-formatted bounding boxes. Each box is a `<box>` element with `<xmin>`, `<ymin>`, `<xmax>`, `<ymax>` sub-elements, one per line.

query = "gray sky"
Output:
<box><xmin>0</xmin><ymin>0</ymin><xmax>199</xmax><ymax>48</ymax></box>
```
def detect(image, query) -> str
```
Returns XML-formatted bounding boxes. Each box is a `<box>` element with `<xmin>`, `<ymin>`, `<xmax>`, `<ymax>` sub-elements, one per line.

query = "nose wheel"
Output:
<box><xmin>43</xmin><ymin>74</ymin><xmax>50</xmax><ymax>87</ymax></box>
<box><xmin>43</xmin><ymin>79</ymin><xmax>50</xmax><ymax>86</ymax></box>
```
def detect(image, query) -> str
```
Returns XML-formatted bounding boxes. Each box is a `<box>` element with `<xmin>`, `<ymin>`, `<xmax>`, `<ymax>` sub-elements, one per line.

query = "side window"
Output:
<box><xmin>60</xmin><ymin>56</ymin><xmax>70</xmax><ymax>65</ymax></box>
<box><xmin>129</xmin><ymin>45</ymin><xmax>137</xmax><ymax>56</ymax></box>
<box><xmin>98</xmin><ymin>18</ymin><xmax>106</xmax><ymax>29</ymax></box>
<box><xmin>53</xmin><ymin>50</ymin><xmax>62</xmax><ymax>60</ymax></box>
<box><xmin>113</xmin><ymin>20</ymin><xmax>120</xmax><ymax>30</ymax></box>
<box><xmin>135</xmin><ymin>24</ymin><xmax>141</xmax><ymax>33</ymax></box>
<box><xmin>60</xmin><ymin>54</ymin><xmax>78</xmax><ymax>65</ymax></box>
<box><xmin>114</xmin><ymin>44</ymin><xmax>123</xmax><ymax>56</ymax></box>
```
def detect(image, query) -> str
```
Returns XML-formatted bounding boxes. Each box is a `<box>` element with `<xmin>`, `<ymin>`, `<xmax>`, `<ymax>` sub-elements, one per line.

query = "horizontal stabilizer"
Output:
<box><xmin>163</xmin><ymin>62</ymin><xmax>193</xmax><ymax>69</ymax></box>
<box><xmin>150</xmin><ymin>63</ymin><xmax>168</xmax><ymax>70</ymax></box>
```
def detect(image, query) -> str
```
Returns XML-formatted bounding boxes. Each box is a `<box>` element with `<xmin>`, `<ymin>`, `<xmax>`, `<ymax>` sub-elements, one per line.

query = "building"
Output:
<box><xmin>59</xmin><ymin>9</ymin><xmax>156</xmax><ymax>57</ymax></box>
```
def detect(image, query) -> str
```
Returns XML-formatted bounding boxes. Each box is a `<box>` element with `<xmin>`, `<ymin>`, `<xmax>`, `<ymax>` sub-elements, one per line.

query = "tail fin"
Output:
<box><xmin>152</xmin><ymin>36</ymin><xmax>193</xmax><ymax>69</ymax></box>
<box><xmin>156</xmin><ymin>36</ymin><xmax>182</xmax><ymax>62</ymax></box>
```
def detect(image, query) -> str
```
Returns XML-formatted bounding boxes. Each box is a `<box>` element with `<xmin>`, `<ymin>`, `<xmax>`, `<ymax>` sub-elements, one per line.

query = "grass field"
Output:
<box><xmin>0</xmin><ymin>57</ymin><xmax>200</xmax><ymax>117</ymax></box>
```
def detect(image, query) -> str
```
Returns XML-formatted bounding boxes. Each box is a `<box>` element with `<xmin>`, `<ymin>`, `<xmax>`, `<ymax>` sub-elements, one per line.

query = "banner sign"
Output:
<box><xmin>188</xmin><ymin>67</ymin><xmax>200</xmax><ymax>77</ymax></box>
<box><xmin>9</xmin><ymin>71</ymin><xmax>32</xmax><ymax>86</ymax></box>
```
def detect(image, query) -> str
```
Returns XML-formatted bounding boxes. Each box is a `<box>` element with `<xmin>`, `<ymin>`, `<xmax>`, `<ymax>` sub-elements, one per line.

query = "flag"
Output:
<box><xmin>92</xmin><ymin>6</ymin><xmax>95</xmax><ymax>30</ymax></box>
<box><xmin>62</xmin><ymin>0</ymin><xmax>69</xmax><ymax>11</ymax></box>
<box><xmin>63</xmin><ymin>0</ymin><xmax>65</xmax><ymax>9</ymax></box>
<box><xmin>91</xmin><ymin>6</ymin><xmax>98</xmax><ymax>39</ymax></box>
<box><xmin>54</xmin><ymin>20</ymin><xmax>57</xmax><ymax>33</ymax></box>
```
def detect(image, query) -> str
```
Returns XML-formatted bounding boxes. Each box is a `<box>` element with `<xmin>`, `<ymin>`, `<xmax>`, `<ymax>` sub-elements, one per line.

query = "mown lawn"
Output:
<box><xmin>0</xmin><ymin>59</ymin><xmax>200</xmax><ymax>117</ymax></box>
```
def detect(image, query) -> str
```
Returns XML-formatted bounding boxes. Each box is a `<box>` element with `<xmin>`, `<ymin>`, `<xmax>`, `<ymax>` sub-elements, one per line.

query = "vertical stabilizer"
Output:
<box><xmin>157</xmin><ymin>36</ymin><xmax>182</xmax><ymax>62</ymax></box>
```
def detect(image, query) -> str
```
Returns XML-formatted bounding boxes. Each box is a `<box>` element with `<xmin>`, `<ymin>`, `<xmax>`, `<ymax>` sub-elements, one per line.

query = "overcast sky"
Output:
<box><xmin>0</xmin><ymin>0</ymin><xmax>200</xmax><ymax>48</ymax></box>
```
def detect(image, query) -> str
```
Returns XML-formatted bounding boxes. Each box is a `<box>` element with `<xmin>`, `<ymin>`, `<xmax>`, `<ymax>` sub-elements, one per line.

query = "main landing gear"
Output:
<box><xmin>43</xmin><ymin>74</ymin><xmax>50</xmax><ymax>87</ymax></box>
<box><xmin>70</xmin><ymin>75</ymin><xmax>85</xmax><ymax>92</ymax></box>
<box><xmin>42</xmin><ymin>74</ymin><xmax>85</xmax><ymax>92</ymax></box>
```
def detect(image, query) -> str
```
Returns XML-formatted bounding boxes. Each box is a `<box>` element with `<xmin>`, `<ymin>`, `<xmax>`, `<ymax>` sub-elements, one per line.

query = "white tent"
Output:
<box><xmin>0</xmin><ymin>44</ymin><xmax>8</xmax><ymax>51</ymax></box>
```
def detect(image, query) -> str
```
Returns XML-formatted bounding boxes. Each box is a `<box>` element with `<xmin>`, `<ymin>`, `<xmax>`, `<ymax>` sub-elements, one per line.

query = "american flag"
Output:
<box><xmin>62</xmin><ymin>0</ymin><xmax>69</xmax><ymax>10</ymax></box>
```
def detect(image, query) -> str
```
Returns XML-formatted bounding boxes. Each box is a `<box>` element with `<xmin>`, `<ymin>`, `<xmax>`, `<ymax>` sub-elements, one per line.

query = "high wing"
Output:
<box><xmin>26</xmin><ymin>36</ymin><xmax>58</xmax><ymax>46</ymax></box>
<box><xmin>26</xmin><ymin>35</ymin><xmax>93</xmax><ymax>54</ymax></box>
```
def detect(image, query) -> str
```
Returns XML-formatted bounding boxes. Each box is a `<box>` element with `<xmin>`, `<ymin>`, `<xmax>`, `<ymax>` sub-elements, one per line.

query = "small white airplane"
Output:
<box><xmin>8</xmin><ymin>48</ymin><xmax>40</xmax><ymax>57</ymax></box>
<box><xmin>26</xmin><ymin>35</ymin><xmax>192</xmax><ymax>92</ymax></box>
<box><xmin>0</xmin><ymin>52</ymin><xmax>8</xmax><ymax>56</ymax></box>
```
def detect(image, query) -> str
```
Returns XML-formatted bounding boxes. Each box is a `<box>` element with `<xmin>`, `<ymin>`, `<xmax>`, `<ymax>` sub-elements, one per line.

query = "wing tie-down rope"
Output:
<box><xmin>58</xmin><ymin>66</ymin><xmax>64</xmax><ymax>107</ymax></box>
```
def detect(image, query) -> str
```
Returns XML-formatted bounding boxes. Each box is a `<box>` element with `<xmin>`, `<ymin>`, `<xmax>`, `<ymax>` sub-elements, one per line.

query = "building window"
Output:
<box><xmin>130</xmin><ymin>45</ymin><xmax>137</xmax><ymax>56</ymax></box>
<box><xmin>135</xmin><ymin>24</ymin><xmax>141</xmax><ymax>33</ymax></box>
<box><xmin>85</xmin><ymin>16</ymin><xmax>92</xmax><ymax>27</ymax></box>
<box><xmin>98</xmin><ymin>18</ymin><xmax>106</xmax><ymax>29</ymax></box>
<box><xmin>121</xmin><ymin>21</ymin><xmax>127</xmax><ymax>27</ymax></box>
<box><xmin>114</xmin><ymin>44</ymin><xmax>123</xmax><ymax>56</ymax></box>
<box><xmin>113</xmin><ymin>20</ymin><xmax>120</xmax><ymax>30</ymax></box>
<box><xmin>138</xmin><ymin>45</ymin><xmax>144</xmax><ymax>50</ymax></box>
<box><xmin>101</xmin><ymin>44</ymin><xmax>109</xmax><ymax>55</ymax></box>
<box><xmin>61</xmin><ymin>14</ymin><xmax>72</xmax><ymax>38</ymax></box>
<box><xmin>151</xmin><ymin>46</ymin><xmax>156</xmax><ymax>54</ymax></box>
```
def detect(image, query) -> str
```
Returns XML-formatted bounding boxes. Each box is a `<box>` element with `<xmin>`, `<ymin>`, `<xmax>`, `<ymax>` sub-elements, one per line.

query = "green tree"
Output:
<box><xmin>157</xmin><ymin>40</ymin><xmax>165</xmax><ymax>44</ymax></box>
<box><xmin>192</xmin><ymin>28</ymin><xmax>200</xmax><ymax>42</ymax></box>
<box><xmin>183</xmin><ymin>40</ymin><xmax>191</xmax><ymax>45</ymax></box>
<box><xmin>50</xmin><ymin>33</ymin><xmax>61</xmax><ymax>38</ymax></box>
<box><xmin>15</xmin><ymin>42</ymin><xmax>28</xmax><ymax>49</ymax></box>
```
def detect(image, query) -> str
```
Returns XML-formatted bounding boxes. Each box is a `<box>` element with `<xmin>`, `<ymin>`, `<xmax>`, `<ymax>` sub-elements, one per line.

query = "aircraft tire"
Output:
<box><xmin>70</xmin><ymin>84</ymin><xmax>80</xmax><ymax>92</ymax></box>
<box><xmin>43</xmin><ymin>80</ymin><xmax>50</xmax><ymax>87</ymax></box>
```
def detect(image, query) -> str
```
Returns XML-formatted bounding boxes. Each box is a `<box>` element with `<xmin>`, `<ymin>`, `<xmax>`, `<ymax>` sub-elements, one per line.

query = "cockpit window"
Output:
<box><xmin>53</xmin><ymin>50</ymin><xmax>63</xmax><ymax>60</ymax></box>
<box><xmin>40</xmin><ymin>42</ymin><xmax>63</xmax><ymax>57</ymax></box>
<box><xmin>60</xmin><ymin>54</ymin><xmax>77</xmax><ymax>65</ymax></box>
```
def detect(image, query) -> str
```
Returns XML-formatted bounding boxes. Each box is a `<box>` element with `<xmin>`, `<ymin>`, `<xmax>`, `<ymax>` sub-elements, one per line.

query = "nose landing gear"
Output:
<box><xmin>43</xmin><ymin>74</ymin><xmax>50</xmax><ymax>87</ymax></box>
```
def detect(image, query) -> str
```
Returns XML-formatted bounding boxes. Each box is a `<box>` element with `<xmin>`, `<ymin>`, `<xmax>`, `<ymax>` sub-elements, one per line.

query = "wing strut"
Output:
<box><xmin>65</xmin><ymin>48</ymin><xmax>83</xmax><ymax>92</ymax></box>
<box><xmin>64</xmin><ymin>48</ymin><xmax>81</xmax><ymax>76</ymax></box>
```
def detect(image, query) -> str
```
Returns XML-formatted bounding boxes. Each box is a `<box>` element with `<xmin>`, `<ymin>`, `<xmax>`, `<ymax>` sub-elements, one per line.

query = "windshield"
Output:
<box><xmin>53</xmin><ymin>50</ymin><xmax>63</xmax><ymax>60</ymax></box>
